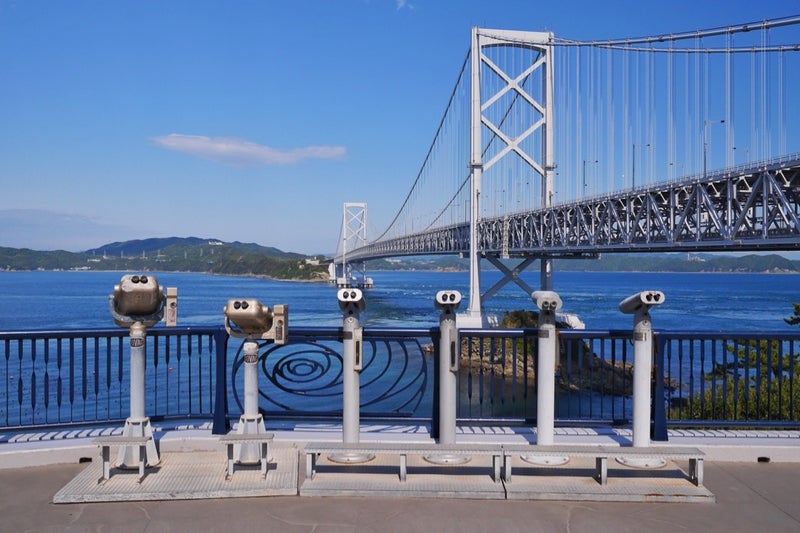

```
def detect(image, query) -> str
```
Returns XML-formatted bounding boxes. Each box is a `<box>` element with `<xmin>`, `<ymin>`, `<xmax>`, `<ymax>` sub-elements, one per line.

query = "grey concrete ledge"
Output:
<box><xmin>0</xmin><ymin>422</ymin><xmax>798</xmax><ymax>468</ymax></box>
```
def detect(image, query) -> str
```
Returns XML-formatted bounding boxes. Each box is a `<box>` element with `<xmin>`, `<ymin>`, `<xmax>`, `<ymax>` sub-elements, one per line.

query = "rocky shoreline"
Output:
<box><xmin>453</xmin><ymin>310</ymin><xmax>638</xmax><ymax>398</ymax></box>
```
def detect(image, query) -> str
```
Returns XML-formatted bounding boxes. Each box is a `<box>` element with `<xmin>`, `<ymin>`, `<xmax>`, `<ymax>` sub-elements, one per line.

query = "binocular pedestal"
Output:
<box><xmin>235</xmin><ymin>340</ymin><xmax>270</xmax><ymax>464</ymax></box>
<box><xmin>118</xmin><ymin>323</ymin><xmax>160</xmax><ymax>468</ymax></box>
<box><xmin>616</xmin><ymin>305</ymin><xmax>666</xmax><ymax>469</ymax></box>
<box><xmin>425</xmin><ymin>294</ymin><xmax>470</xmax><ymax>466</ymax></box>
<box><xmin>522</xmin><ymin>291</ymin><xmax>569</xmax><ymax>467</ymax></box>
<box><xmin>117</xmin><ymin>417</ymin><xmax>159</xmax><ymax>468</ymax></box>
<box><xmin>329</xmin><ymin>297</ymin><xmax>373</xmax><ymax>465</ymax></box>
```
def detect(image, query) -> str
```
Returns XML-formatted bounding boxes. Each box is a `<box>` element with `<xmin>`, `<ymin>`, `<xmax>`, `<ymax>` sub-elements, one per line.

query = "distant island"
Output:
<box><xmin>1</xmin><ymin>237</ymin><xmax>799</xmax><ymax>278</ymax></box>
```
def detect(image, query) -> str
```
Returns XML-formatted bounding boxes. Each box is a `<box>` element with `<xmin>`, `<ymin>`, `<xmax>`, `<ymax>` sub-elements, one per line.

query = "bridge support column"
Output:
<box><xmin>464</xmin><ymin>27</ymin><xmax>485</xmax><ymax>328</ymax></box>
<box><xmin>540</xmin><ymin>258</ymin><xmax>553</xmax><ymax>291</ymax></box>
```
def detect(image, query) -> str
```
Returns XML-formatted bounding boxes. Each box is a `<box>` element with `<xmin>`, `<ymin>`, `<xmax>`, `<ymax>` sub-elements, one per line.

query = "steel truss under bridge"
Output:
<box><xmin>483</xmin><ymin>156</ymin><xmax>800</xmax><ymax>255</ymax></box>
<box><xmin>343</xmin><ymin>156</ymin><xmax>800</xmax><ymax>294</ymax></box>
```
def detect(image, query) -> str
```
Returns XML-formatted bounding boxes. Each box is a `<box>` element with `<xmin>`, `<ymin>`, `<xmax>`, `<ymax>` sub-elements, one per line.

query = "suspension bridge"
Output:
<box><xmin>332</xmin><ymin>16</ymin><xmax>800</xmax><ymax>325</ymax></box>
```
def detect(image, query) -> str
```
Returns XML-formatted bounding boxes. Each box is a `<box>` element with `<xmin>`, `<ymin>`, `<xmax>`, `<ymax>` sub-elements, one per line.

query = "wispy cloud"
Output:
<box><xmin>396</xmin><ymin>0</ymin><xmax>414</xmax><ymax>10</ymax></box>
<box><xmin>151</xmin><ymin>133</ymin><xmax>346</xmax><ymax>166</ymax></box>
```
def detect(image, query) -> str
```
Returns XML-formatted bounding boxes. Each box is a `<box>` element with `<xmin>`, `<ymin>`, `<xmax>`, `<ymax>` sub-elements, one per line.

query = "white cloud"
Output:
<box><xmin>151</xmin><ymin>133</ymin><xmax>346</xmax><ymax>166</ymax></box>
<box><xmin>396</xmin><ymin>0</ymin><xmax>413</xmax><ymax>10</ymax></box>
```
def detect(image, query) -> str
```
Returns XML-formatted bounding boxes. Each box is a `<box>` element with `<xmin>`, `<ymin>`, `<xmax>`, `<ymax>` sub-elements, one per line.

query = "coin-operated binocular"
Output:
<box><xmin>434</xmin><ymin>290</ymin><xmax>461</xmax><ymax>373</ymax></box>
<box><xmin>530</xmin><ymin>291</ymin><xmax>562</xmax><ymax>449</ymax></box>
<box><xmin>108</xmin><ymin>274</ymin><xmax>178</xmax><ymax>469</ymax></box>
<box><xmin>618</xmin><ymin>291</ymin><xmax>665</xmax><ymax>464</ymax></box>
<box><xmin>109</xmin><ymin>274</ymin><xmax>178</xmax><ymax>327</ymax></box>
<box><xmin>619</xmin><ymin>290</ymin><xmax>664</xmax><ymax>317</ymax></box>
<box><xmin>434</xmin><ymin>289</ymin><xmax>462</xmax><ymax>311</ymax></box>
<box><xmin>425</xmin><ymin>290</ymin><xmax>469</xmax><ymax>465</ymax></box>
<box><xmin>337</xmin><ymin>288</ymin><xmax>364</xmax><ymax>372</ymax></box>
<box><xmin>329</xmin><ymin>287</ymin><xmax>372</xmax><ymax>464</ymax></box>
<box><xmin>223</xmin><ymin>298</ymin><xmax>288</xmax><ymax>464</ymax></box>
<box><xmin>224</xmin><ymin>299</ymin><xmax>288</xmax><ymax>344</ymax></box>
<box><xmin>337</xmin><ymin>288</ymin><xmax>366</xmax><ymax>314</ymax></box>
<box><xmin>531</xmin><ymin>290</ymin><xmax>562</xmax><ymax>315</ymax></box>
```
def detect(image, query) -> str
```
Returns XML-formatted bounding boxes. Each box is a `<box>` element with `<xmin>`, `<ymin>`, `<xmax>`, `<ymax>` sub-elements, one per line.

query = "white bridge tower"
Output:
<box><xmin>330</xmin><ymin>202</ymin><xmax>373</xmax><ymax>289</ymax></box>
<box><xmin>462</xmin><ymin>28</ymin><xmax>556</xmax><ymax>326</ymax></box>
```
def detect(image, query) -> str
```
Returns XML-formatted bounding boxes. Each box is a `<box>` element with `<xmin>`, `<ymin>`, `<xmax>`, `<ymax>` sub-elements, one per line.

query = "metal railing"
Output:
<box><xmin>0</xmin><ymin>327</ymin><xmax>220</xmax><ymax>429</ymax></box>
<box><xmin>222</xmin><ymin>327</ymin><xmax>433</xmax><ymax>428</ymax></box>
<box><xmin>1</xmin><ymin>326</ymin><xmax>798</xmax><ymax>433</ymax></box>
<box><xmin>457</xmin><ymin>329</ymin><xmax>636</xmax><ymax>424</ymax></box>
<box><xmin>657</xmin><ymin>331</ymin><xmax>800</xmax><ymax>428</ymax></box>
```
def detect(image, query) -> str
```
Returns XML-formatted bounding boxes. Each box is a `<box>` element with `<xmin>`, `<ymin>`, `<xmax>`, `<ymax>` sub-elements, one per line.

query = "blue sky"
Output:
<box><xmin>1</xmin><ymin>0</ymin><xmax>799</xmax><ymax>254</ymax></box>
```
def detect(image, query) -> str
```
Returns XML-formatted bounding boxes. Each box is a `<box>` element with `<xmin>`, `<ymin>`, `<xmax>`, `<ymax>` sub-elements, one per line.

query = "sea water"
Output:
<box><xmin>0</xmin><ymin>269</ymin><xmax>798</xmax><ymax>332</ymax></box>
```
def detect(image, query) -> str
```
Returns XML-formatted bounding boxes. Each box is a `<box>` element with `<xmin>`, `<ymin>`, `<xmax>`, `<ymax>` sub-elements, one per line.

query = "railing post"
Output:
<box><xmin>212</xmin><ymin>327</ymin><xmax>230</xmax><ymax>435</ymax></box>
<box><xmin>652</xmin><ymin>333</ymin><xmax>668</xmax><ymax>441</ymax></box>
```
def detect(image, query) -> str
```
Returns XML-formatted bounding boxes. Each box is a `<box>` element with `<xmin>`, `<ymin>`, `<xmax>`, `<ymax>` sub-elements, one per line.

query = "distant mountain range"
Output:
<box><xmin>1</xmin><ymin>237</ymin><xmax>799</xmax><ymax>276</ymax></box>
<box><xmin>83</xmin><ymin>237</ymin><xmax>305</xmax><ymax>260</ymax></box>
<box><xmin>0</xmin><ymin>237</ymin><xmax>328</xmax><ymax>281</ymax></box>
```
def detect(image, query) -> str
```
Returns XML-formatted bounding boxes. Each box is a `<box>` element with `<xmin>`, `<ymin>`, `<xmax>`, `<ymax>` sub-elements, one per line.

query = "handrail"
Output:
<box><xmin>1</xmin><ymin>325</ymin><xmax>798</xmax><ymax>431</ymax></box>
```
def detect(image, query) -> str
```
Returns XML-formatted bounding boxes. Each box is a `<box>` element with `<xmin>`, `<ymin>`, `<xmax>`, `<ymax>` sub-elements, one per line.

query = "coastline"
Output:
<box><xmin>2</xmin><ymin>266</ymin><xmax>798</xmax><ymax>277</ymax></box>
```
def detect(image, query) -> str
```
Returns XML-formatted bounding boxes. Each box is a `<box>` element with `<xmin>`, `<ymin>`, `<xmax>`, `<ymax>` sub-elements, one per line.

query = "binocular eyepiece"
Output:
<box><xmin>531</xmin><ymin>290</ymin><xmax>562</xmax><ymax>312</ymax></box>
<box><xmin>337</xmin><ymin>288</ymin><xmax>366</xmax><ymax>312</ymax></box>
<box><xmin>110</xmin><ymin>274</ymin><xmax>169</xmax><ymax>327</ymax></box>
<box><xmin>434</xmin><ymin>290</ymin><xmax>462</xmax><ymax>311</ymax></box>
<box><xmin>619</xmin><ymin>290</ymin><xmax>665</xmax><ymax>314</ymax></box>
<box><xmin>223</xmin><ymin>298</ymin><xmax>288</xmax><ymax>343</ymax></box>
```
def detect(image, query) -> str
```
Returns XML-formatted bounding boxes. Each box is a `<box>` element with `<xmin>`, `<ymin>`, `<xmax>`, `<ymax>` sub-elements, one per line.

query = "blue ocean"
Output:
<box><xmin>0</xmin><ymin>269</ymin><xmax>798</xmax><ymax>332</ymax></box>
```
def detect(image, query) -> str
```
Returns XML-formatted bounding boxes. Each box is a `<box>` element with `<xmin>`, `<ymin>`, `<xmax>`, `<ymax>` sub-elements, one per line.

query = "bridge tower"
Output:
<box><xmin>463</xmin><ymin>28</ymin><xmax>555</xmax><ymax>326</ymax></box>
<box><xmin>331</xmin><ymin>202</ymin><xmax>372</xmax><ymax>289</ymax></box>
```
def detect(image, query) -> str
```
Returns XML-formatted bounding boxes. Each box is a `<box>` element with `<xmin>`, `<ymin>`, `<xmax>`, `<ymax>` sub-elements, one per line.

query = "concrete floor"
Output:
<box><xmin>2</xmin><ymin>460</ymin><xmax>800</xmax><ymax>532</ymax></box>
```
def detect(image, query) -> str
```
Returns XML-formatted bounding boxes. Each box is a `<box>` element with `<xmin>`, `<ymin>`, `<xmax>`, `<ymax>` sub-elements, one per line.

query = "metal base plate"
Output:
<box><xmin>615</xmin><ymin>457</ymin><xmax>667</xmax><ymax>469</ymax></box>
<box><xmin>53</xmin><ymin>448</ymin><xmax>299</xmax><ymax>503</ymax></box>
<box><xmin>235</xmin><ymin>414</ymin><xmax>270</xmax><ymax>465</ymax></box>
<box><xmin>422</xmin><ymin>454</ymin><xmax>471</xmax><ymax>465</ymax></box>
<box><xmin>328</xmin><ymin>452</ymin><xmax>375</xmax><ymax>464</ymax></box>
<box><xmin>118</xmin><ymin>417</ymin><xmax>159</xmax><ymax>469</ymax></box>
<box><xmin>520</xmin><ymin>455</ymin><xmax>570</xmax><ymax>466</ymax></box>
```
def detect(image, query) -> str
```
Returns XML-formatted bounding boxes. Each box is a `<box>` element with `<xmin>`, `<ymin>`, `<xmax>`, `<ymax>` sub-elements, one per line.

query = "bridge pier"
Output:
<box><xmin>460</xmin><ymin>254</ymin><xmax>554</xmax><ymax>327</ymax></box>
<box><xmin>541</xmin><ymin>257</ymin><xmax>553</xmax><ymax>291</ymax></box>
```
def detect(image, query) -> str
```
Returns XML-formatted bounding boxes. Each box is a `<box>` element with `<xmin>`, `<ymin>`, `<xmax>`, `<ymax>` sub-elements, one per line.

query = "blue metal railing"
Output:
<box><xmin>458</xmin><ymin>329</ymin><xmax>636</xmax><ymax>424</ymax></box>
<box><xmin>0</xmin><ymin>327</ymin><xmax>220</xmax><ymax>429</ymax></box>
<box><xmin>657</xmin><ymin>331</ymin><xmax>800</xmax><ymax>428</ymax></box>
<box><xmin>1</xmin><ymin>326</ymin><xmax>798</xmax><ymax>433</ymax></box>
<box><xmin>222</xmin><ymin>327</ymin><xmax>433</xmax><ymax>431</ymax></box>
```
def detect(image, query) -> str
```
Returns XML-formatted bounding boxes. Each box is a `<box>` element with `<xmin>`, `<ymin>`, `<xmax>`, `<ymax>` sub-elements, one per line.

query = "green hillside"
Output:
<box><xmin>2</xmin><ymin>238</ymin><xmax>799</xmax><ymax>278</ymax></box>
<box><xmin>0</xmin><ymin>238</ymin><xmax>327</xmax><ymax>281</ymax></box>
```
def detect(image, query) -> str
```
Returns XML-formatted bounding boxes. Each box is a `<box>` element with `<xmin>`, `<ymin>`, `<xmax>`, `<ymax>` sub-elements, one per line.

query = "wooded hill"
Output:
<box><xmin>0</xmin><ymin>237</ymin><xmax>328</xmax><ymax>281</ymax></box>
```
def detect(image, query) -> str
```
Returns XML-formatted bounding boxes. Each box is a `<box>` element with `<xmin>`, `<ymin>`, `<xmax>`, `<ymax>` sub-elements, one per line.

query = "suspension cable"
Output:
<box><xmin>374</xmin><ymin>50</ymin><xmax>471</xmax><ymax>242</ymax></box>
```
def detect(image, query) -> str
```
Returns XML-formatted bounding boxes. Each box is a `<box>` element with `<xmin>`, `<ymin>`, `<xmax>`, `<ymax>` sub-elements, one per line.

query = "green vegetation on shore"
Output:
<box><xmin>675</xmin><ymin>305</ymin><xmax>800</xmax><ymax>422</ymax></box>
<box><xmin>0</xmin><ymin>237</ymin><xmax>328</xmax><ymax>281</ymax></box>
<box><xmin>2</xmin><ymin>237</ymin><xmax>800</xmax><ymax>278</ymax></box>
